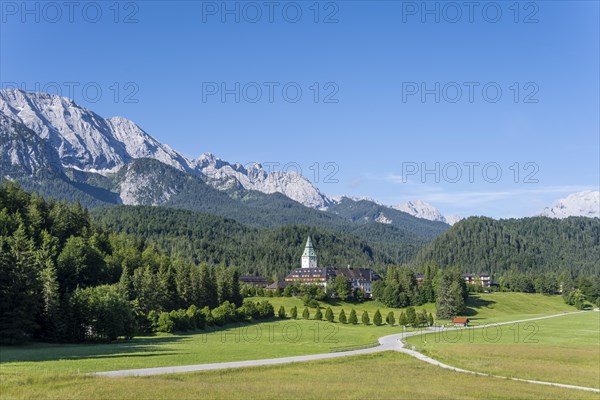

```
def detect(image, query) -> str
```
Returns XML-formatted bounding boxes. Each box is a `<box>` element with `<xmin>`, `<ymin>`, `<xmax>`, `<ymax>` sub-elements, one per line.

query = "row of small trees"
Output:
<box><xmin>275</xmin><ymin>305</ymin><xmax>434</xmax><ymax>327</ymax></box>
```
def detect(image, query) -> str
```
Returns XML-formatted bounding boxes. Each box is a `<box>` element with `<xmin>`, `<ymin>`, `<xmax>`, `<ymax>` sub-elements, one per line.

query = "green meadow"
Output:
<box><xmin>406</xmin><ymin>311</ymin><xmax>600</xmax><ymax>389</ymax></box>
<box><xmin>1</xmin><ymin>352</ymin><xmax>595</xmax><ymax>400</ymax></box>
<box><xmin>1</xmin><ymin>293</ymin><xmax>591</xmax><ymax>399</ymax></box>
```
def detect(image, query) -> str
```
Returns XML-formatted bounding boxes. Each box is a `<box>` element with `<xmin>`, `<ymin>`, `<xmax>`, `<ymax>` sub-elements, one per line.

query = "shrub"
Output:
<box><xmin>303</xmin><ymin>307</ymin><xmax>310</xmax><ymax>319</ymax></box>
<box><xmin>156</xmin><ymin>312</ymin><xmax>175</xmax><ymax>333</ymax></box>
<box><xmin>290</xmin><ymin>306</ymin><xmax>298</xmax><ymax>319</ymax></box>
<box><xmin>338</xmin><ymin>309</ymin><xmax>347</xmax><ymax>324</ymax></box>
<box><xmin>314</xmin><ymin>307</ymin><xmax>323</xmax><ymax>320</ymax></box>
<box><xmin>373</xmin><ymin>309</ymin><xmax>382</xmax><ymax>326</ymax></box>
<box><xmin>325</xmin><ymin>307</ymin><xmax>334</xmax><ymax>322</ymax></box>
<box><xmin>348</xmin><ymin>309</ymin><xmax>358</xmax><ymax>324</ymax></box>
<box><xmin>278</xmin><ymin>305</ymin><xmax>286</xmax><ymax>318</ymax></box>
<box><xmin>361</xmin><ymin>311</ymin><xmax>370</xmax><ymax>325</ymax></box>
<box><xmin>385</xmin><ymin>311</ymin><xmax>395</xmax><ymax>325</ymax></box>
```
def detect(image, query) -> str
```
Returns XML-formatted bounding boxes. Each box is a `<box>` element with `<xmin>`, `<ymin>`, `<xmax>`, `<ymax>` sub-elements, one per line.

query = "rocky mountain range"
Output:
<box><xmin>1</xmin><ymin>89</ymin><xmax>597</xmax><ymax>229</ymax></box>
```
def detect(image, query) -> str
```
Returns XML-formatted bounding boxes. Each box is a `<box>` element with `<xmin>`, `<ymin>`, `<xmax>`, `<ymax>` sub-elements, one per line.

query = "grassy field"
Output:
<box><xmin>1</xmin><ymin>352</ymin><xmax>596</xmax><ymax>400</ymax></box>
<box><xmin>406</xmin><ymin>311</ymin><xmax>600</xmax><ymax>389</ymax></box>
<box><xmin>0</xmin><ymin>319</ymin><xmax>402</xmax><ymax>375</ymax></box>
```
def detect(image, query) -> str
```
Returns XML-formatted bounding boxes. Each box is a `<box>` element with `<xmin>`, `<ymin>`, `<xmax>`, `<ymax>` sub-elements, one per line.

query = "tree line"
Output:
<box><xmin>371</xmin><ymin>264</ymin><xmax>468</xmax><ymax>319</ymax></box>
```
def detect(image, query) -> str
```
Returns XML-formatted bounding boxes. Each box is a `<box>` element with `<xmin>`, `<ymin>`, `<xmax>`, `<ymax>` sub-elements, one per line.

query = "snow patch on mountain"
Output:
<box><xmin>393</xmin><ymin>200</ymin><xmax>461</xmax><ymax>225</ymax></box>
<box><xmin>539</xmin><ymin>191</ymin><xmax>599</xmax><ymax>219</ymax></box>
<box><xmin>329</xmin><ymin>195</ymin><xmax>382</xmax><ymax>205</ymax></box>
<box><xmin>195</xmin><ymin>152</ymin><xmax>332</xmax><ymax>209</ymax></box>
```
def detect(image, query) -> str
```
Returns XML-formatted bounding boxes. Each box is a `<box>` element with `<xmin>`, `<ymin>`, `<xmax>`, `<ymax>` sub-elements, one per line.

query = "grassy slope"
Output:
<box><xmin>1</xmin><ymin>352</ymin><xmax>594</xmax><ymax>400</ymax></box>
<box><xmin>258</xmin><ymin>292</ymin><xmax>576</xmax><ymax>324</ymax></box>
<box><xmin>406</xmin><ymin>312</ymin><xmax>600</xmax><ymax>389</ymax></box>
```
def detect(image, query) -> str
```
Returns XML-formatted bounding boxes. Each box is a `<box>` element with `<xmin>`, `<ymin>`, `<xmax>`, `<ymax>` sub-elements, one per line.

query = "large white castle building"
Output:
<box><xmin>268</xmin><ymin>237</ymin><xmax>381</xmax><ymax>296</ymax></box>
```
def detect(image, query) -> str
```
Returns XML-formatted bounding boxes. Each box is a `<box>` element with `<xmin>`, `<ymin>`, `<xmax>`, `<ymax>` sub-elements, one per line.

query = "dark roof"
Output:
<box><xmin>333</xmin><ymin>267</ymin><xmax>381</xmax><ymax>281</ymax></box>
<box><xmin>266</xmin><ymin>280</ymin><xmax>289</xmax><ymax>290</ymax></box>
<box><xmin>463</xmin><ymin>274</ymin><xmax>490</xmax><ymax>278</ymax></box>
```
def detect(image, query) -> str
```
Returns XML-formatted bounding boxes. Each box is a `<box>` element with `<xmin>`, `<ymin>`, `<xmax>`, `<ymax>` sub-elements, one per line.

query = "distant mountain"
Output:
<box><xmin>393</xmin><ymin>200</ymin><xmax>462</xmax><ymax>225</ymax></box>
<box><xmin>0</xmin><ymin>90</ymin><xmax>449</xmax><ymax>258</ymax></box>
<box><xmin>195</xmin><ymin>152</ymin><xmax>332</xmax><ymax>209</ymax></box>
<box><xmin>539</xmin><ymin>191</ymin><xmax>599</xmax><ymax>219</ymax></box>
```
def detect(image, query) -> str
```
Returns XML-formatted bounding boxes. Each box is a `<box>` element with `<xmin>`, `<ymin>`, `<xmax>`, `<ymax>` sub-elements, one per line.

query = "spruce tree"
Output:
<box><xmin>325</xmin><ymin>306</ymin><xmax>334</xmax><ymax>322</ymax></box>
<box><xmin>386</xmin><ymin>311</ymin><xmax>395</xmax><ymax>325</ymax></box>
<box><xmin>303</xmin><ymin>307</ymin><xmax>310</xmax><ymax>319</ymax></box>
<box><xmin>348</xmin><ymin>309</ymin><xmax>358</xmax><ymax>324</ymax></box>
<box><xmin>339</xmin><ymin>309</ymin><xmax>347</xmax><ymax>324</ymax></box>
<box><xmin>230</xmin><ymin>269</ymin><xmax>244</xmax><ymax>307</ymax></box>
<box><xmin>314</xmin><ymin>307</ymin><xmax>323</xmax><ymax>320</ymax></box>
<box><xmin>361</xmin><ymin>310</ymin><xmax>370</xmax><ymax>325</ymax></box>
<box><xmin>1</xmin><ymin>225</ymin><xmax>40</xmax><ymax>343</ymax></box>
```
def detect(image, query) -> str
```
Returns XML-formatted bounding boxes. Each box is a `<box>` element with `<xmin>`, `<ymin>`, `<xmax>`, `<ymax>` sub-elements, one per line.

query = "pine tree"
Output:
<box><xmin>278</xmin><ymin>305</ymin><xmax>286</xmax><ymax>318</ymax></box>
<box><xmin>361</xmin><ymin>310</ymin><xmax>370</xmax><ymax>325</ymax></box>
<box><xmin>1</xmin><ymin>225</ymin><xmax>40</xmax><ymax>343</ymax></box>
<box><xmin>119</xmin><ymin>263</ymin><xmax>133</xmax><ymax>300</ymax></box>
<box><xmin>303</xmin><ymin>307</ymin><xmax>310</xmax><ymax>319</ymax></box>
<box><xmin>386</xmin><ymin>311</ymin><xmax>395</xmax><ymax>325</ymax></box>
<box><xmin>348</xmin><ymin>309</ymin><xmax>358</xmax><ymax>324</ymax></box>
<box><xmin>339</xmin><ymin>309</ymin><xmax>347</xmax><ymax>324</ymax></box>
<box><xmin>290</xmin><ymin>306</ymin><xmax>298</xmax><ymax>319</ymax></box>
<box><xmin>398</xmin><ymin>311</ymin><xmax>408</xmax><ymax>326</ymax></box>
<box><xmin>230</xmin><ymin>269</ymin><xmax>244</xmax><ymax>307</ymax></box>
<box><xmin>325</xmin><ymin>306</ymin><xmax>334</xmax><ymax>322</ymax></box>
<box><xmin>314</xmin><ymin>307</ymin><xmax>323</xmax><ymax>320</ymax></box>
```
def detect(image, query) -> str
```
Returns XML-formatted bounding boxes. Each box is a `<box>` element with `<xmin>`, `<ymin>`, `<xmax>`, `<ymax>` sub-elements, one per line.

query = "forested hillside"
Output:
<box><xmin>412</xmin><ymin>216</ymin><xmax>600</xmax><ymax>276</ymax></box>
<box><xmin>0</xmin><ymin>182</ymin><xmax>264</xmax><ymax>343</ymax></box>
<box><xmin>91</xmin><ymin>205</ymin><xmax>414</xmax><ymax>278</ymax></box>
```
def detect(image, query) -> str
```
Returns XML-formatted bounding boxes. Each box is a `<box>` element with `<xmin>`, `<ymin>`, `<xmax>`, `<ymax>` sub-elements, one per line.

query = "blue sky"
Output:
<box><xmin>1</xmin><ymin>1</ymin><xmax>598</xmax><ymax>218</ymax></box>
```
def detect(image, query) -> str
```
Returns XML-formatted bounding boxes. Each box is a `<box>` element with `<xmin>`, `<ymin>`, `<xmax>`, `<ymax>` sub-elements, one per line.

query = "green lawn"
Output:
<box><xmin>0</xmin><ymin>319</ymin><xmax>402</xmax><ymax>375</ymax></box>
<box><xmin>406</xmin><ymin>311</ymin><xmax>600</xmax><ymax>389</ymax></box>
<box><xmin>1</xmin><ymin>352</ymin><xmax>595</xmax><ymax>400</ymax></box>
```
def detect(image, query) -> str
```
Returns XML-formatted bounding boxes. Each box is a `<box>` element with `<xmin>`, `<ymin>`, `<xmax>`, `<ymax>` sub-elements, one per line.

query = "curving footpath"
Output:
<box><xmin>94</xmin><ymin>310</ymin><xmax>600</xmax><ymax>393</ymax></box>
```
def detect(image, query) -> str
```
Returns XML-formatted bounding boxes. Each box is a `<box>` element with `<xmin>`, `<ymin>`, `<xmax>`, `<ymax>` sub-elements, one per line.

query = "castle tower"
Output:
<box><xmin>301</xmin><ymin>236</ymin><xmax>317</xmax><ymax>269</ymax></box>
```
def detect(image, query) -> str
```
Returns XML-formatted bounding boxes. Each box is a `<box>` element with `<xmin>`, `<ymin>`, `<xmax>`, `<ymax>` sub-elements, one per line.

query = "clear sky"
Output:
<box><xmin>1</xmin><ymin>1</ymin><xmax>598</xmax><ymax>218</ymax></box>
